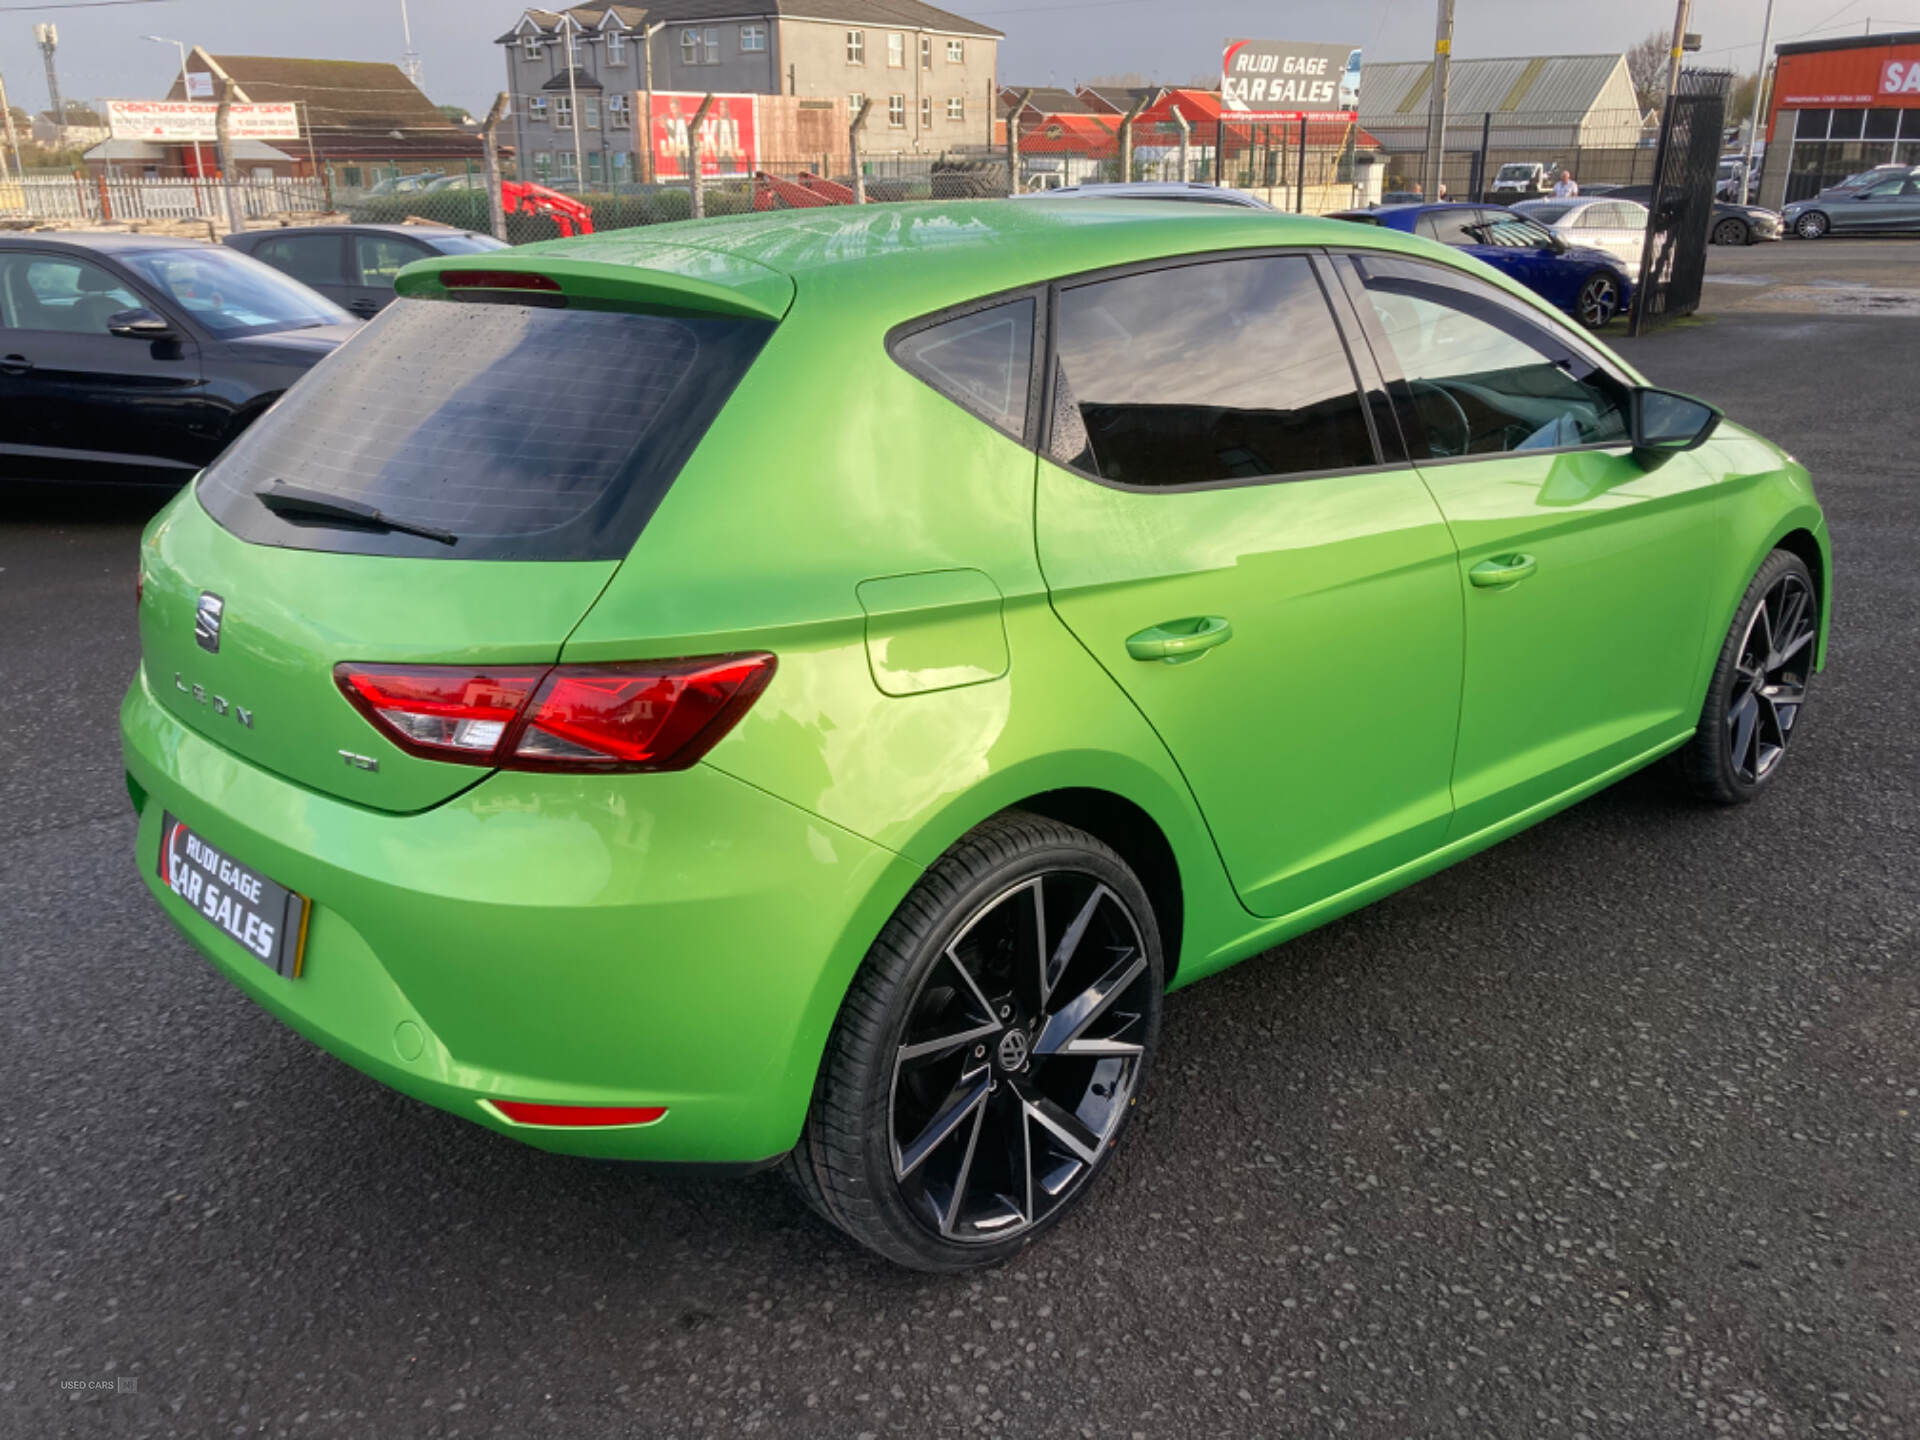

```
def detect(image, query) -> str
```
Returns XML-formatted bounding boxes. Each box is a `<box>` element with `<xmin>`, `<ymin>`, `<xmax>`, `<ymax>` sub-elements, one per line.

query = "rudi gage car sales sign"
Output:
<box><xmin>1222</xmin><ymin>39</ymin><xmax>1361</xmax><ymax>119</ymax></box>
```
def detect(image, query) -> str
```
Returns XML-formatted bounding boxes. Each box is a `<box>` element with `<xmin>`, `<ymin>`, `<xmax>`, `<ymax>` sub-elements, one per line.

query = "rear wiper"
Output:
<box><xmin>257</xmin><ymin>481</ymin><xmax>458</xmax><ymax>546</ymax></box>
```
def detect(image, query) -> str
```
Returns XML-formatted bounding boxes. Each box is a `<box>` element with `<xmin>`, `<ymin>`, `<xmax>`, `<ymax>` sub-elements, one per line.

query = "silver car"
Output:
<box><xmin>1784</xmin><ymin>172</ymin><xmax>1920</xmax><ymax>238</ymax></box>
<box><xmin>1513</xmin><ymin>197</ymin><xmax>1650</xmax><ymax>276</ymax></box>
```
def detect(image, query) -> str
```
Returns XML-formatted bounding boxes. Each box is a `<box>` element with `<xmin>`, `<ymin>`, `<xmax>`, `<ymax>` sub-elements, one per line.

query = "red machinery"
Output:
<box><xmin>501</xmin><ymin>181</ymin><xmax>595</xmax><ymax>237</ymax></box>
<box><xmin>751</xmin><ymin>170</ymin><xmax>858</xmax><ymax>211</ymax></box>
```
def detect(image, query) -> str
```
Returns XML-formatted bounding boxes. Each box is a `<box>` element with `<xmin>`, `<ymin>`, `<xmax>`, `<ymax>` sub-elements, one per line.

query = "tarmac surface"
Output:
<box><xmin>3</xmin><ymin>238</ymin><xmax>1916</xmax><ymax>1439</ymax></box>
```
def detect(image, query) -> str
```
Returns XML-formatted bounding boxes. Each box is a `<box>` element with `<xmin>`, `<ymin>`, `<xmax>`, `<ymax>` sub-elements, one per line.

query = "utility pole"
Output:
<box><xmin>1422</xmin><ymin>0</ymin><xmax>1455</xmax><ymax>200</ymax></box>
<box><xmin>849</xmin><ymin>97</ymin><xmax>871</xmax><ymax>203</ymax></box>
<box><xmin>564</xmin><ymin>20</ymin><xmax>586</xmax><ymax>189</ymax></box>
<box><xmin>0</xmin><ymin>71</ymin><xmax>25</xmax><ymax>182</ymax></box>
<box><xmin>481</xmin><ymin>91</ymin><xmax>509</xmax><ymax>239</ymax></box>
<box><xmin>1006</xmin><ymin>87</ymin><xmax>1032</xmax><ymax>195</ymax></box>
<box><xmin>214</xmin><ymin>77</ymin><xmax>243</xmax><ymax>234</ymax></box>
<box><xmin>1739</xmin><ymin>0</ymin><xmax>1775</xmax><ymax>205</ymax></box>
<box><xmin>686</xmin><ymin>92</ymin><xmax>715</xmax><ymax>218</ymax></box>
<box><xmin>397</xmin><ymin>0</ymin><xmax>423</xmax><ymax>90</ymax></box>
<box><xmin>1117</xmin><ymin>94</ymin><xmax>1147</xmax><ymax>184</ymax></box>
<box><xmin>1171</xmin><ymin>103</ymin><xmax>1190</xmax><ymax>184</ymax></box>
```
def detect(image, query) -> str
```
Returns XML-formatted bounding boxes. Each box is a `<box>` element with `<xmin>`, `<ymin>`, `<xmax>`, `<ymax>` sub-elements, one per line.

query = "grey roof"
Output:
<box><xmin>85</xmin><ymin>137</ymin><xmax>296</xmax><ymax>163</ymax></box>
<box><xmin>499</xmin><ymin>0</ymin><xmax>1001</xmax><ymax>41</ymax></box>
<box><xmin>998</xmin><ymin>86</ymin><xmax>1100</xmax><ymax>117</ymax></box>
<box><xmin>1358</xmin><ymin>53</ymin><xmax>1637</xmax><ymax>124</ymax></box>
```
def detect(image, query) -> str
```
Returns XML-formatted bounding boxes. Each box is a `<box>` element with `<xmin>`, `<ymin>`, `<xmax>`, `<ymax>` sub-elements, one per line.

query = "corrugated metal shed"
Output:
<box><xmin>1360</xmin><ymin>53</ymin><xmax>1635</xmax><ymax>122</ymax></box>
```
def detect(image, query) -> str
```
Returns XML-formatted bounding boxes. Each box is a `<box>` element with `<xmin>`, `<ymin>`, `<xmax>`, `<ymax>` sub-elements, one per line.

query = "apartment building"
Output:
<box><xmin>498</xmin><ymin>0</ymin><xmax>1000</xmax><ymax>180</ymax></box>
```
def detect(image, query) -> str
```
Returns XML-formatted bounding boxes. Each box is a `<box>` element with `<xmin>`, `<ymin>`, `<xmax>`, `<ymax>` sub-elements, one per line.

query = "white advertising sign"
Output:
<box><xmin>107</xmin><ymin>99</ymin><xmax>302</xmax><ymax>142</ymax></box>
<box><xmin>185</xmin><ymin>70</ymin><xmax>215</xmax><ymax>99</ymax></box>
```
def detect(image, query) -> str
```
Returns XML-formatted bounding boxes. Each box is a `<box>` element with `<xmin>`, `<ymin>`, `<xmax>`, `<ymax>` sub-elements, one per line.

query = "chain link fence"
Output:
<box><xmin>1361</xmin><ymin>107</ymin><xmax>1663</xmax><ymax>203</ymax></box>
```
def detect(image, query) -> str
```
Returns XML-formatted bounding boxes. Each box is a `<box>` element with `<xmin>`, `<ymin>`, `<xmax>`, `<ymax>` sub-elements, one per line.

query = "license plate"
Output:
<box><xmin>157</xmin><ymin>813</ymin><xmax>309</xmax><ymax>979</ymax></box>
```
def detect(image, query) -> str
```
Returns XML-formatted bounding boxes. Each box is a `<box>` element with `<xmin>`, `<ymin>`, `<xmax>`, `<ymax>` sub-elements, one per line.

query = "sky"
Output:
<box><xmin>0</xmin><ymin>0</ymin><xmax>1905</xmax><ymax>121</ymax></box>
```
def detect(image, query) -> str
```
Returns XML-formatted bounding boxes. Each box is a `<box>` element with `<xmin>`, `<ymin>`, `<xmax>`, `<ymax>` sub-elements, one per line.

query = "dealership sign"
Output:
<box><xmin>648</xmin><ymin>92</ymin><xmax>757</xmax><ymax>180</ymax></box>
<box><xmin>107</xmin><ymin>100</ymin><xmax>301</xmax><ymax>142</ymax></box>
<box><xmin>1883</xmin><ymin>60</ymin><xmax>1920</xmax><ymax>95</ymax></box>
<box><xmin>1222</xmin><ymin>40</ymin><xmax>1362</xmax><ymax>119</ymax></box>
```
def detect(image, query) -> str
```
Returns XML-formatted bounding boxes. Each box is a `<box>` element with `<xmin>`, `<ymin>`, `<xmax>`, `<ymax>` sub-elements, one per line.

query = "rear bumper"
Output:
<box><xmin>121</xmin><ymin>663</ymin><xmax>917</xmax><ymax>1162</ymax></box>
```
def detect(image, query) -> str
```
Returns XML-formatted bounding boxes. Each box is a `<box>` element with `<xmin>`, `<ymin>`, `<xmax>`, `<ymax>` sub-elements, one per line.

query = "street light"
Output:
<box><xmin>142</xmin><ymin>34</ymin><xmax>208</xmax><ymax>183</ymax></box>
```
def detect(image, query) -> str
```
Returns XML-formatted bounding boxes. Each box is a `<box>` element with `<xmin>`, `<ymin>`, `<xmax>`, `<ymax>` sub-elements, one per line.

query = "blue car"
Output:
<box><xmin>1330</xmin><ymin>203</ymin><xmax>1633</xmax><ymax>331</ymax></box>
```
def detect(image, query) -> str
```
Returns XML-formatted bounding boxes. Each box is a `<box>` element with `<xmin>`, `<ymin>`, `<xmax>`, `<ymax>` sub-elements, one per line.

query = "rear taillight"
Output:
<box><xmin>333</xmin><ymin>654</ymin><xmax>774</xmax><ymax>773</ymax></box>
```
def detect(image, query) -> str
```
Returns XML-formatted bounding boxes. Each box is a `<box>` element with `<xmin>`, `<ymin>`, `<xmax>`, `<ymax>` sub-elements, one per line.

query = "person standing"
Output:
<box><xmin>1552</xmin><ymin>169</ymin><xmax>1579</xmax><ymax>199</ymax></box>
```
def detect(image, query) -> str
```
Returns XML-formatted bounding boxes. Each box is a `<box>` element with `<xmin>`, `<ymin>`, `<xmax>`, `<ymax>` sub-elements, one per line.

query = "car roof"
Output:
<box><xmin>0</xmin><ymin>231</ymin><xmax>216</xmax><ymax>251</ymax></box>
<box><xmin>233</xmin><ymin>223</ymin><xmax>482</xmax><ymax>238</ymax></box>
<box><xmin>1013</xmin><ymin>182</ymin><xmax>1271</xmax><ymax>208</ymax></box>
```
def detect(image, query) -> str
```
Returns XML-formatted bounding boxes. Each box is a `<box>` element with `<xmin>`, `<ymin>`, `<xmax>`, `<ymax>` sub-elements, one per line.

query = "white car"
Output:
<box><xmin>1513</xmin><ymin>196</ymin><xmax>1649</xmax><ymax>276</ymax></box>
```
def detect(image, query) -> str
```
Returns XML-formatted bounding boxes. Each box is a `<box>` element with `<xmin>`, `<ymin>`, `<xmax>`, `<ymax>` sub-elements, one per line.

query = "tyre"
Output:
<box><xmin>1676</xmin><ymin>549</ymin><xmax>1819</xmax><ymax>805</ymax></box>
<box><xmin>1576</xmin><ymin>271</ymin><xmax>1621</xmax><ymax>330</ymax></box>
<box><xmin>1794</xmin><ymin>211</ymin><xmax>1829</xmax><ymax>239</ymax></box>
<box><xmin>785</xmin><ymin>811</ymin><xmax>1163</xmax><ymax>1270</ymax></box>
<box><xmin>1712</xmin><ymin>217</ymin><xmax>1749</xmax><ymax>246</ymax></box>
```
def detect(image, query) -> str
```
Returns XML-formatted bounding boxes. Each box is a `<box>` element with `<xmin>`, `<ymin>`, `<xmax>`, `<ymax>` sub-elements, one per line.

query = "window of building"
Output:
<box><xmin>606</xmin><ymin>29</ymin><xmax>626</xmax><ymax>65</ymax></box>
<box><xmin>583</xmin><ymin>96</ymin><xmax>601</xmax><ymax>128</ymax></box>
<box><xmin>740</xmin><ymin>23</ymin><xmax>766</xmax><ymax>52</ymax></box>
<box><xmin>888</xmin><ymin>33</ymin><xmax>905</xmax><ymax>67</ymax></box>
<box><xmin>846</xmin><ymin>29</ymin><xmax>864</xmax><ymax>64</ymax></box>
<box><xmin>554</xmin><ymin>94</ymin><xmax>573</xmax><ymax>128</ymax></box>
<box><xmin>522</xmin><ymin>33</ymin><xmax>543</xmax><ymax>59</ymax></box>
<box><xmin>947</xmin><ymin>39</ymin><xmax>964</xmax><ymax>63</ymax></box>
<box><xmin>947</xmin><ymin>96</ymin><xmax>964</xmax><ymax>122</ymax></box>
<box><xmin>529</xmin><ymin>94</ymin><xmax>550</xmax><ymax>123</ymax></box>
<box><xmin>921</xmin><ymin>35</ymin><xmax>932</xmax><ymax>68</ymax></box>
<box><xmin>850</xmin><ymin>91</ymin><xmax>867</xmax><ymax>115</ymax></box>
<box><xmin>587</xmin><ymin>151</ymin><xmax>604</xmax><ymax>184</ymax></box>
<box><xmin>613</xmin><ymin>151</ymin><xmax>631</xmax><ymax>182</ymax></box>
<box><xmin>920</xmin><ymin>95</ymin><xmax>932</xmax><ymax>129</ymax></box>
<box><xmin>1351</xmin><ymin>254</ymin><xmax>1630</xmax><ymax>459</ymax></box>
<box><xmin>891</xmin><ymin>298</ymin><xmax>1036</xmax><ymax>440</ymax></box>
<box><xmin>555</xmin><ymin>149</ymin><xmax>578</xmax><ymax>178</ymax></box>
<box><xmin>533</xmin><ymin>152</ymin><xmax>552</xmax><ymax>179</ymax></box>
<box><xmin>608</xmin><ymin>94</ymin><xmax>630</xmax><ymax>129</ymax></box>
<box><xmin>1051</xmin><ymin>256</ymin><xmax>1377</xmax><ymax>485</ymax></box>
<box><xmin>703</xmin><ymin>26</ymin><xmax>719</xmax><ymax>62</ymax></box>
<box><xmin>342</xmin><ymin>165</ymin><xmax>364</xmax><ymax>188</ymax></box>
<box><xmin>681</xmin><ymin>27</ymin><xmax>717</xmax><ymax>64</ymax></box>
<box><xmin>888</xmin><ymin>93</ymin><xmax>905</xmax><ymax>127</ymax></box>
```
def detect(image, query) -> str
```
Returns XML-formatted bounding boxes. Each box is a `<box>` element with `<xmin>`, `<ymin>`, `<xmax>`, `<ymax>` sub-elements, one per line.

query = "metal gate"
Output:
<box><xmin>1629</xmin><ymin>69</ymin><xmax>1732</xmax><ymax>336</ymax></box>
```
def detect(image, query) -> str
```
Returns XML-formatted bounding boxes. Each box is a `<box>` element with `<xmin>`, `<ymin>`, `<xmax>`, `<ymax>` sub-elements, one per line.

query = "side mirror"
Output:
<box><xmin>1632</xmin><ymin>387</ymin><xmax>1720</xmax><ymax>465</ymax></box>
<box><xmin>1546</xmin><ymin>233</ymin><xmax>1567</xmax><ymax>254</ymax></box>
<box><xmin>107</xmin><ymin>307</ymin><xmax>176</xmax><ymax>341</ymax></box>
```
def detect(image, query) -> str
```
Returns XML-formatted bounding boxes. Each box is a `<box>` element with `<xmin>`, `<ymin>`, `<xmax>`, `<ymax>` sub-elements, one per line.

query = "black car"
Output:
<box><xmin>1604</xmin><ymin>185</ymin><xmax>1782</xmax><ymax>245</ymax></box>
<box><xmin>0</xmin><ymin>234</ymin><xmax>357</xmax><ymax>488</ymax></box>
<box><xmin>223</xmin><ymin>224</ymin><xmax>506</xmax><ymax>319</ymax></box>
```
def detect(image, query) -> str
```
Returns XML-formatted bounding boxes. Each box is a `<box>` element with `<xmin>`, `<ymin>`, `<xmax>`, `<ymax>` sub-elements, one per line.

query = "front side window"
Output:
<box><xmin>846</xmin><ymin>29</ymin><xmax>864</xmax><ymax>64</ymax></box>
<box><xmin>354</xmin><ymin>234</ymin><xmax>427</xmax><ymax>285</ymax></box>
<box><xmin>740</xmin><ymin>23</ymin><xmax>766</xmax><ymax>52</ymax></box>
<box><xmin>888</xmin><ymin>33</ymin><xmax>905</xmax><ymax>67</ymax></box>
<box><xmin>1352</xmin><ymin>253</ymin><xmax>1630</xmax><ymax>459</ymax></box>
<box><xmin>1465</xmin><ymin>213</ymin><xmax>1555</xmax><ymax>249</ymax></box>
<box><xmin>1051</xmin><ymin>256</ymin><xmax>1376</xmax><ymax>486</ymax></box>
<box><xmin>888</xmin><ymin>94</ymin><xmax>905</xmax><ymax>128</ymax></box>
<box><xmin>0</xmin><ymin>252</ymin><xmax>142</xmax><ymax>333</ymax></box>
<box><xmin>892</xmin><ymin>297</ymin><xmax>1035</xmax><ymax>439</ymax></box>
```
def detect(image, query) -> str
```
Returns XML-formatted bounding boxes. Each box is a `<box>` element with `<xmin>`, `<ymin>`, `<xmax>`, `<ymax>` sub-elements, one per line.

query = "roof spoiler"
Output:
<box><xmin>395</xmin><ymin>247</ymin><xmax>794</xmax><ymax>322</ymax></box>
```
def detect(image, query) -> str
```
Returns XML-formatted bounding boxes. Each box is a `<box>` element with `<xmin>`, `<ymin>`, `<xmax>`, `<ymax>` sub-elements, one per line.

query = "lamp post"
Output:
<box><xmin>143</xmin><ymin>35</ymin><xmax>208</xmax><ymax>184</ymax></box>
<box><xmin>563</xmin><ymin>19</ymin><xmax>585</xmax><ymax>188</ymax></box>
<box><xmin>1739</xmin><ymin>0</ymin><xmax>1776</xmax><ymax>205</ymax></box>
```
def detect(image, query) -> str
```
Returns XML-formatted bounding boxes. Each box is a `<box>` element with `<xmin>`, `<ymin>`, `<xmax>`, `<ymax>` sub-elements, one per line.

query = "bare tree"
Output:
<box><xmin>1627</xmin><ymin>30</ymin><xmax>1670</xmax><ymax>114</ymax></box>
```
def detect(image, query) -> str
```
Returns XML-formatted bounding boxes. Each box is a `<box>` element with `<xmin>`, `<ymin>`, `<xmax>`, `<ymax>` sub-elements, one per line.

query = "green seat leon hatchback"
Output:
<box><xmin>125</xmin><ymin>201</ymin><xmax>1830</xmax><ymax>1271</ymax></box>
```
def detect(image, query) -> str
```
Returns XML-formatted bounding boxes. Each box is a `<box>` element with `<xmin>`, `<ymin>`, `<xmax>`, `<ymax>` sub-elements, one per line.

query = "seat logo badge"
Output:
<box><xmin>194</xmin><ymin>591</ymin><xmax>224</xmax><ymax>653</ymax></box>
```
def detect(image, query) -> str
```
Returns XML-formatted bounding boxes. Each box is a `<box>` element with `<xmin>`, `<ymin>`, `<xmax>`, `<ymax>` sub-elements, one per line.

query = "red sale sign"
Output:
<box><xmin>648</xmin><ymin>93</ymin><xmax>757</xmax><ymax>179</ymax></box>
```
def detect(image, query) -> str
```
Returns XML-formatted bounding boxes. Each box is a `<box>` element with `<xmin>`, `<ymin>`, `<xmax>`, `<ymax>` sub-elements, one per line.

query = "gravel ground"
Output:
<box><xmin>3</xmin><ymin>240</ymin><xmax>1916</xmax><ymax>1440</ymax></box>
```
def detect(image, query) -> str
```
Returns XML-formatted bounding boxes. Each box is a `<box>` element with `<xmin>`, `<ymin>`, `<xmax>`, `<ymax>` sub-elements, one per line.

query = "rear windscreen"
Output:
<box><xmin>198</xmin><ymin>297</ymin><xmax>772</xmax><ymax>561</ymax></box>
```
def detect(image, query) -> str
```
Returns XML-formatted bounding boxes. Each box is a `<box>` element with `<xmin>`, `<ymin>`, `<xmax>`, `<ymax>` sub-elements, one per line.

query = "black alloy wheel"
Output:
<box><xmin>1577</xmin><ymin>271</ymin><xmax>1621</xmax><ymax>329</ymax></box>
<box><xmin>786</xmin><ymin>813</ymin><xmax>1163</xmax><ymax>1270</ymax></box>
<box><xmin>1677</xmin><ymin>549</ymin><xmax>1819</xmax><ymax>803</ymax></box>
<box><xmin>1712</xmin><ymin>217</ymin><xmax>1750</xmax><ymax>246</ymax></box>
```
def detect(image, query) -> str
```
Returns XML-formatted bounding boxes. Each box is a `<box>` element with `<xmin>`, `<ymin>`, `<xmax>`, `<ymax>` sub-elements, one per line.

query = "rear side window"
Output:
<box><xmin>1049</xmin><ymin>255</ymin><xmax>1376</xmax><ymax>487</ymax></box>
<box><xmin>890</xmin><ymin>296</ymin><xmax>1035</xmax><ymax>440</ymax></box>
<box><xmin>252</xmin><ymin>233</ymin><xmax>347</xmax><ymax>287</ymax></box>
<box><xmin>1416</xmin><ymin>209</ymin><xmax>1482</xmax><ymax>245</ymax></box>
<box><xmin>198</xmin><ymin>297</ymin><xmax>772</xmax><ymax>561</ymax></box>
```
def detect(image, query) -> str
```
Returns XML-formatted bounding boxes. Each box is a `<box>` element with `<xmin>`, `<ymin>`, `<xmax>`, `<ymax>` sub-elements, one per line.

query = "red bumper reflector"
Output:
<box><xmin>490</xmin><ymin>1101</ymin><xmax>667</xmax><ymax>1127</ymax></box>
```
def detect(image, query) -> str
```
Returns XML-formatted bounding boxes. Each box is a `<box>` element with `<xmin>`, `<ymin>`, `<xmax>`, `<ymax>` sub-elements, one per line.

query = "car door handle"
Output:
<box><xmin>349</xmin><ymin>299</ymin><xmax>380</xmax><ymax>317</ymax></box>
<box><xmin>0</xmin><ymin>353</ymin><xmax>32</xmax><ymax>376</ymax></box>
<box><xmin>1125</xmin><ymin>616</ymin><xmax>1233</xmax><ymax>664</ymax></box>
<box><xmin>1468</xmin><ymin>554</ymin><xmax>1538</xmax><ymax>588</ymax></box>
